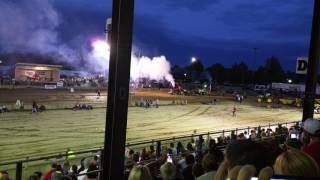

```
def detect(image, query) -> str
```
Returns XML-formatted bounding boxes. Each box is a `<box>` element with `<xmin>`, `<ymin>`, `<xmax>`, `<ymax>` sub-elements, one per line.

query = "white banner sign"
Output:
<box><xmin>57</xmin><ymin>81</ymin><xmax>64</xmax><ymax>87</ymax></box>
<box><xmin>296</xmin><ymin>57</ymin><xmax>308</xmax><ymax>75</ymax></box>
<box><xmin>44</xmin><ymin>84</ymin><xmax>57</xmax><ymax>89</ymax></box>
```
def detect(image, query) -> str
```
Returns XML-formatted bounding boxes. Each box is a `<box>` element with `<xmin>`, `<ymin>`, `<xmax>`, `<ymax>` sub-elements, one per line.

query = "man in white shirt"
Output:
<box><xmin>78</xmin><ymin>158</ymin><xmax>92</xmax><ymax>180</ymax></box>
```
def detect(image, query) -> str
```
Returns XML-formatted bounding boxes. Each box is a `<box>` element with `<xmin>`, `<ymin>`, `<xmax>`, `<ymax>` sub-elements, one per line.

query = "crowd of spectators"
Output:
<box><xmin>123</xmin><ymin>118</ymin><xmax>320</xmax><ymax>180</ymax></box>
<box><xmin>1</xmin><ymin>119</ymin><xmax>320</xmax><ymax>180</ymax></box>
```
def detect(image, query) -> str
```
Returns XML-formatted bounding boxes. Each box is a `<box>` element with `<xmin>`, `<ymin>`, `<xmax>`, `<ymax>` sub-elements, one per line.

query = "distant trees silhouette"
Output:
<box><xmin>172</xmin><ymin>56</ymin><xmax>299</xmax><ymax>85</ymax></box>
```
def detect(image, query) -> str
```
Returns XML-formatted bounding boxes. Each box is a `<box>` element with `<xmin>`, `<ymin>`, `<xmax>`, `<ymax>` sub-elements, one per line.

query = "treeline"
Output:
<box><xmin>172</xmin><ymin>56</ymin><xmax>305</xmax><ymax>85</ymax></box>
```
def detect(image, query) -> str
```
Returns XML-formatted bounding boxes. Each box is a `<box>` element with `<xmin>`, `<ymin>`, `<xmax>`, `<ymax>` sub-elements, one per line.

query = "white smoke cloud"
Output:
<box><xmin>130</xmin><ymin>55</ymin><xmax>175</xmax><ymax>86</ymax></box>
<box><xmin>89</xmin><ymin>40</ymin><xmax>175</xmax><ymax>86</ymax></box>
<box><xmin>0</xmin><ymin>0</ymin><xmax>175</xmax><ymax>86</ymax></box>
<box><xmin>0</xmin><ymin>0</ymin><xmax>78</xmax><ymax>61</ymax></box>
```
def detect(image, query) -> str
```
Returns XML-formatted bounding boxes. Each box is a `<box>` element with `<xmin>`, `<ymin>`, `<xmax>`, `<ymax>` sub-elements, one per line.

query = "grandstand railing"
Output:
<box><xmin>0</xmin><ymin>121</ymin><xmax>300</xmax><ymax>180</ymax></box>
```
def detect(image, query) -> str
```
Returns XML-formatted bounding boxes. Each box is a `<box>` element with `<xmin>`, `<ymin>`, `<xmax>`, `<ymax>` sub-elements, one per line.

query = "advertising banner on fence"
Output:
<box><xmin>44</xmin><ymin>84</ymin><xmax>57</xmax><ymax>89</ymax></box>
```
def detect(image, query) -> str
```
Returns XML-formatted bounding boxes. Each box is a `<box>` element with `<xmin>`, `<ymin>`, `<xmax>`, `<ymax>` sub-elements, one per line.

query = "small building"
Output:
<box><xmin>15</xmin><ymin>63</ymin><xmax>62</xmax><ymax>82</ymax></box>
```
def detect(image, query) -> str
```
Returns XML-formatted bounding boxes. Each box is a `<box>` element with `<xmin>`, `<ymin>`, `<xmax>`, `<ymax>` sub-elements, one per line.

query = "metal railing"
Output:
<box><xmin>0</xmin><ymin>121</ymin><xmax>299</xmax><ymax>180</ymax></box>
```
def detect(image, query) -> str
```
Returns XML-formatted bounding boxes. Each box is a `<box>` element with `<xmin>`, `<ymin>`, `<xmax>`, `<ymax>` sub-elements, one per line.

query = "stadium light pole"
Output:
<box><xmin>303</xmin><ymin>0</ymin><xmax>320</xmax><ymax>121</ymax></box>
<box><xmin>102</xmin><ymin>0</ymin><xmax>134</xmax><ymax>179</ymax></box>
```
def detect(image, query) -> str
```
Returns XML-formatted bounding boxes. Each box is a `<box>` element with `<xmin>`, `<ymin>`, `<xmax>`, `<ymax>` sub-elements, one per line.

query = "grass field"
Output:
<box><xmin>0</xmin><ymin>100</ymin><xmax>306</xmax><ymax>162</ymax></box>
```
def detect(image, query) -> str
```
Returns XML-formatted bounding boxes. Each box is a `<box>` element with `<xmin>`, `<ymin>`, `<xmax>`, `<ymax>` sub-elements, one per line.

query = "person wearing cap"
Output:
<box><xmin>301</xmin><ymin>118</ymin><xmax>320</xmax><ymax>167</ymax></box>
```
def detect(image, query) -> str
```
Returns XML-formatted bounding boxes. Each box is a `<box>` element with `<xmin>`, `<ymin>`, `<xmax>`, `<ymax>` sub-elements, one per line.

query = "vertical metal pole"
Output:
<box><xmin>102</xmin><ymin>0</ymin><xmax>135</xmax><ymax>179</ymax></box>
<box><xmin>16</xmin><ymin>161</ymin><xmax>22</xmax><ymax>180</ymax></box>
<box><xmin>156</xmin><ymin>141</ymin><xmax>161</xmax><ymax>157</ymax></box>
<box><xmin>99</xmin><ymin>149</ymin><xmax>104</xmax><ymax>180</ymax></box>
<box><xmin>303</xmin><ymin>0</ymin><xmax>320</xmax><ymax>121</ymax></box>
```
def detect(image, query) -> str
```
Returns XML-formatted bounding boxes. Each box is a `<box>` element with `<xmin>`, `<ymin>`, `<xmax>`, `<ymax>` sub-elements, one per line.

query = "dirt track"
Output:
<box><xmin>0</xmin><ymin>88</ymin><xmax>311</xmax><ymax>163</ymax></box>
<box><xmin>0</xmin><ymin>88</ymin><xmax>237</xmax><ymax>109</ymax></box>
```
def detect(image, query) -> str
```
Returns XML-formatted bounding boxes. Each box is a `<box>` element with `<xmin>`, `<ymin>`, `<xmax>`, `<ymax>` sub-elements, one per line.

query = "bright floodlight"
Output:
<box><xmin>91</xmin><ymin>40</ymin><xmax>110</xmax><ymax>60</ymax></box>
<box><xmin>0</xmin><ymin>60</ymin><xmax>2</xmax><ymax>64</ymax></box>
<box><xmin>92</xmin><ymin>40</ymin><xmax>110</xmax><ymax>52</ymax></box>
<box><xmin>191</xmin><ymin>57</ymin><xmax>197</xmax><ymax>63</ymax></box>
<box><xmin>288</xmin><ymin>79</ymin><xmax>292</xmax><ymax>83</ymax></box>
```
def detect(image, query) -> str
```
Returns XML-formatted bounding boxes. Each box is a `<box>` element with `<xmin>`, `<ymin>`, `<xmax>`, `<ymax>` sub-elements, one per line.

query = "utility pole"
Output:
<box><xmin>303</xmin><ymin>0</ymin><xmax>320</xmax><ymax>121</ymax></box>
<box><xmin>101</xmin><ymin>0</ymin><xmax>135</xmax><ymax>179</ymax></box>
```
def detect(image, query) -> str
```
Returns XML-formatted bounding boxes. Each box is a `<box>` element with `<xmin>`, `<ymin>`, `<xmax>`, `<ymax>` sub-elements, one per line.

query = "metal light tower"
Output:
<box><xmin>106</xmin><ymin>18</ymin><xmax>112</xmax><ymax>43</ymax></box>
<box><xmin>103</xmin><ymin>18</ymin><xmax>112</xmax><ymax>78</ymax></box>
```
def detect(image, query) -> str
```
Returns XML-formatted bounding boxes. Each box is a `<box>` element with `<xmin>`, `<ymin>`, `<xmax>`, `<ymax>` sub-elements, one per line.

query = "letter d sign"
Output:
<box><xmin>296</xmin><ymin>57</ymin><xmax>308</xmax><ymax>75</ymax></box>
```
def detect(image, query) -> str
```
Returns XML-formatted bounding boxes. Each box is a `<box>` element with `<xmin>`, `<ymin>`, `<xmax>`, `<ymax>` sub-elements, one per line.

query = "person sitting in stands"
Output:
<box><xmin>160</xmin><ymin>162</ymin><xmax>177</xmax><ymax>180</ymax></box>
<box><xmin>51</xmin><ymin>165</ymin><xmax>63</xmax><ymax>180</ymax></box>
<box><xmin>182</xmin><ymin>154</ymin><xmax>195</xmax><ymax>180</ymax></box>
<box><xmin>301</xmin><ymin>118</ymin><xmax>320</xmax><ymax>167</ymax></box>
<box><xmin>274</xmin><ymin>148</ymin><xmax>320</xmax><ymax>178</ymax></box>
<box><xmin>215</xmin><ymin>139</ymin><xmax>271</xmax><ymax>180</ymax></box>
<box><xmin>85</xmin><ymin>163</ymin><xmax>98</xmax><ymax>180</ymax></box>
<box><xmin>78</xmin><ymin>158</ymin><xmax>92</xmax><ymax>180</ymax></box>
<box><xmin>43</xmin><ymin>162</ymin><xmax>57</xmax><ymax>180</ymax></box>
<box><xmin>68</xmin><ymin>165</ymin><xmax>78</xmax><ymax>180</ymax></box>
<box><xmin>77</xmin><ymin>158</ymin><xmax>86</xmax><ymax>174</ymax></box>
<box><xmin>128</xmin><ymin>165</ymin><xmax>152</xmax><ymax>180</ymax></box>
<box><xmin>197</xmin><ymin>150</ymin><xmax>222</xmax><ymax>180</ymax></box>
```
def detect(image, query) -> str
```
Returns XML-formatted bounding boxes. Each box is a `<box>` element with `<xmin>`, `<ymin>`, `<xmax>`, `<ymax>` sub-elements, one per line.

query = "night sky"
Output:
<box><xmin>3</xmin><ymin>0</ymin><xmax>316</xmax><ymax>71</ymax></box>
